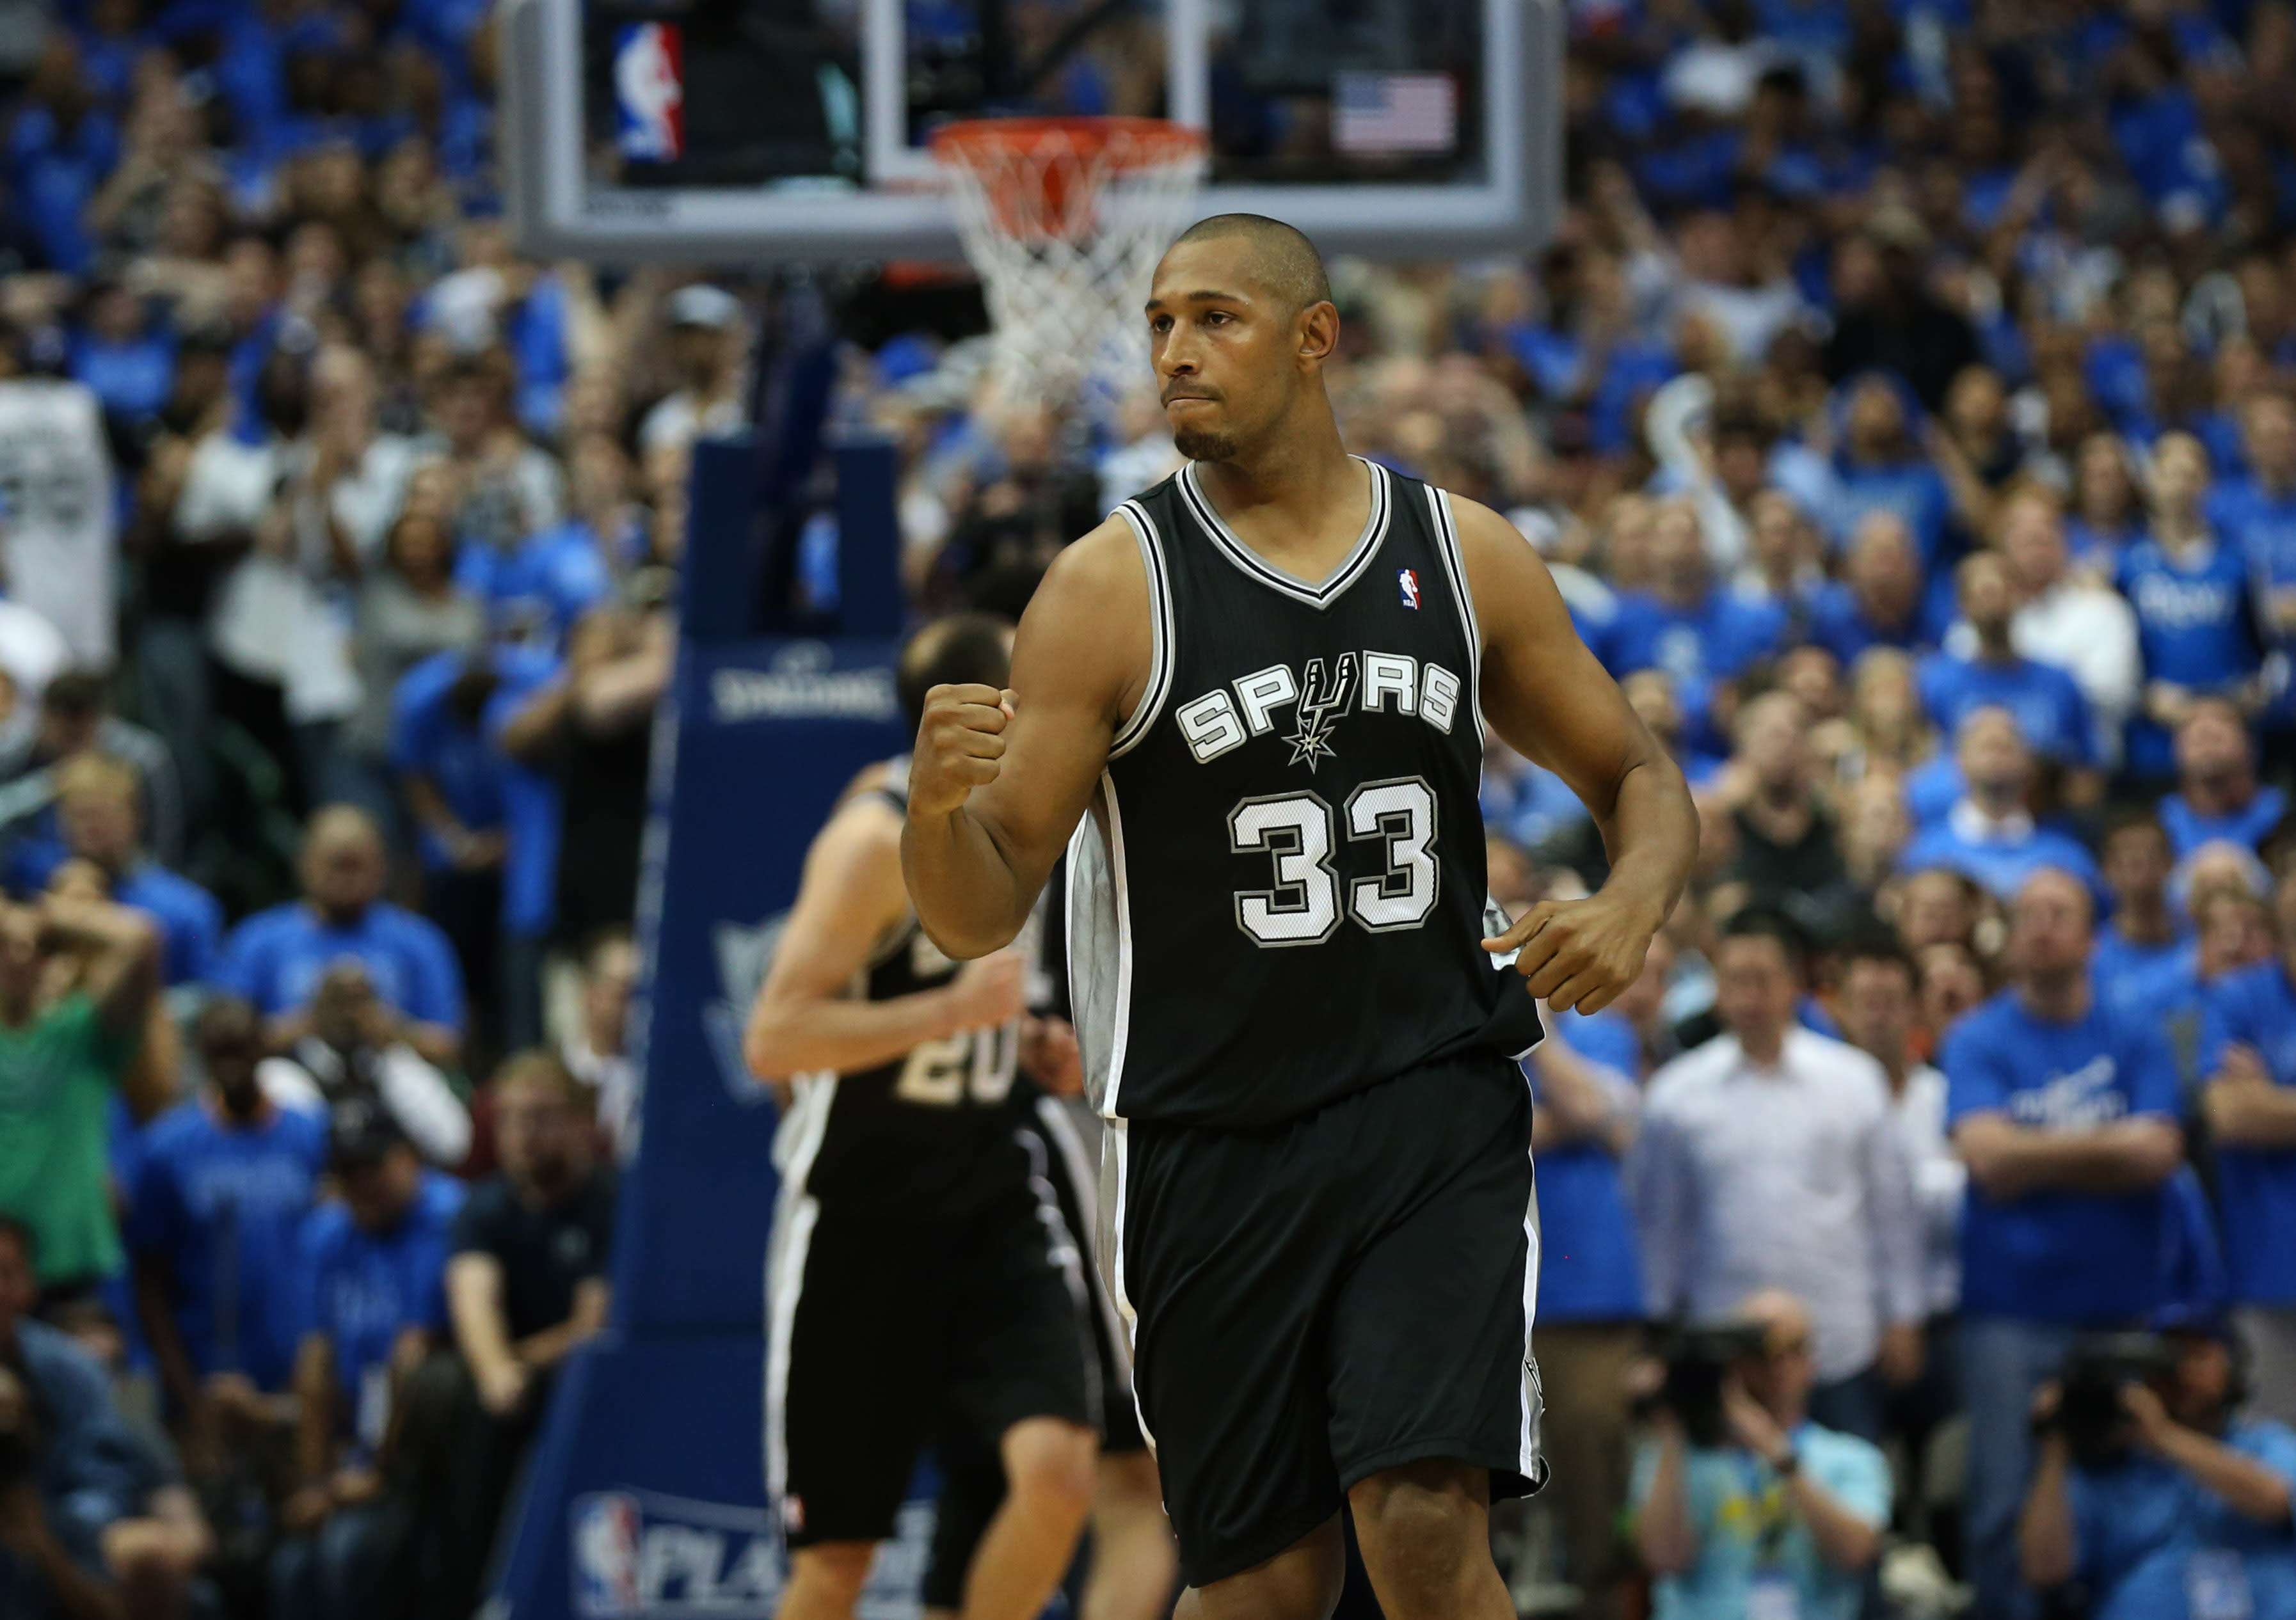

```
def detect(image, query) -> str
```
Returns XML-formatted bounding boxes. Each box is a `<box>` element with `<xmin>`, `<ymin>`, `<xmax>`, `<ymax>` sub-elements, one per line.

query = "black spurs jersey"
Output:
<box><xmin>1067</xmin><ymin>459</ymin><xmax>1544</xmax><ymax>1130</ymax></box>
<box><xmin>776</xmin><ymin>761</ymin><xmax>1030</xmax><ymax>1223</ymax></box>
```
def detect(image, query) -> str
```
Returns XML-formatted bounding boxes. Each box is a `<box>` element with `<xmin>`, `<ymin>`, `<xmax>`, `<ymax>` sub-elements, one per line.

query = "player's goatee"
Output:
<box><xmin>1172</xmin><ymin>425</ymin><xmax>1240</xmax><ymax>461</ymax></box>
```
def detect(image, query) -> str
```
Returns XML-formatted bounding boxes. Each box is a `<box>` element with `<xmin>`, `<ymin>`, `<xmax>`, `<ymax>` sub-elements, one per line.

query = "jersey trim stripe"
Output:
<box><xmin>1424</xmin><ymin>486</ymin><xmax>1487</xmax><ymax>744</ymax></box>
<box><xmin>1035</xmin><ymin>1095</ymin><xmax>1134</xmax><ymax>1386</ymax></box>
<box><xmin>1098</xmin><ymin>772</ymin><xmax>1137</xmax><ymax>1118</ymax></box>
<box><xmin>1103</xmin><ymin>1117</ymin><xmax>1156</xmax><ymax>1450</ymax></box>
<box><xmin>1109</xmin><ymin>500</ymin><xmax>1176</xmax><ymax>760</ymax></box>
<box><xmin>762</xmin><ymin>1075</ymin><xmax>835</xmax><ymax>1516</ymax></box>
<box><xmin>1518</xmin><ymin>1133</ymin><xmax>1546</xmax><ymax>1482</ymax></box>
<box><xmin>1019</xmin><ymin>1124</ymin><xmax>1105</xmax><ymax>1431</ymax></box>
<box><xmin>1176</xmin><ymin>458</ymin><xmax>1392</xmax><ymax>609</ymax></box>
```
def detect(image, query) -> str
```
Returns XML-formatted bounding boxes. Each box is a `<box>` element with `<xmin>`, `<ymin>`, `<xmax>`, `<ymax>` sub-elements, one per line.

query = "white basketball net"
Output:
<box><xmin>932</xmin><ymin>118</ymin><xmax>1208</xmax><ymax>416</ymax></box>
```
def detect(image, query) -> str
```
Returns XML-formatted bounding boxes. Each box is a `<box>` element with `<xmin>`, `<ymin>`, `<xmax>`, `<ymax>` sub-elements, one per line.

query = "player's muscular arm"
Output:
<box><xmin>904</xmin><ymin>519</ymin><xmax>1150</xmax><ymax>959</ymax></box>
<box><xmin>744</xmin><ymin>797</ymin><xmax>1024</xmax><ymax>1080</ymax></box>
<box><xmin>1451</xmin><ymin>498</ymin><xmax>1696</xmax><ymax>1015</ymax></box>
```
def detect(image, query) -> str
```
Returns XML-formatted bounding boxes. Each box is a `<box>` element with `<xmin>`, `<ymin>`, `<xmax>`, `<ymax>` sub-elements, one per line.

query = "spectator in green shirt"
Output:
<box><xmin>0</xmin><ymin>893</ymin><xmax>163</xmax><ymax>1298</ymax></box>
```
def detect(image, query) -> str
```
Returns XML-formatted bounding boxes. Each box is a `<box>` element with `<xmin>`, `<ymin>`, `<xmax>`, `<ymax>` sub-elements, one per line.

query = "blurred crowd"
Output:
<box><xmin>2</xmin><ymin>0</ymin><xmax>2296</xmax><ymax>1610</ymax></box>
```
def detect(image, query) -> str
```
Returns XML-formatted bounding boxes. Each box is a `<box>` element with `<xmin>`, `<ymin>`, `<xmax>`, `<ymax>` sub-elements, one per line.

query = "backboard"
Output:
<box><xmin>500</xmin><ymin>0</ymin><xmax>1562</xmax><ymax>264</ymax></box>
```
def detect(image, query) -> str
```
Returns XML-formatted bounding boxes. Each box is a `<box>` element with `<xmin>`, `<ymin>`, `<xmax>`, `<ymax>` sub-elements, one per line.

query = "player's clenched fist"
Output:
<box><xmin>910</xmin><ymin>683</ymin><xmax>1017</xmax><ymax>818</ymax></box>
<box><xmin>1483</xmin><ymin>891</ymin><xmax>1664</xmax><ymax>1016</ymax></box>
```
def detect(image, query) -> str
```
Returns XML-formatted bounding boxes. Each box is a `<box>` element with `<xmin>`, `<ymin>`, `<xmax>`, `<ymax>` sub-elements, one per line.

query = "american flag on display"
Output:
<box><xmin>1332</xmin><ymin>72</ymin><xmax>1459</xmax><ymax>155</ymax></box>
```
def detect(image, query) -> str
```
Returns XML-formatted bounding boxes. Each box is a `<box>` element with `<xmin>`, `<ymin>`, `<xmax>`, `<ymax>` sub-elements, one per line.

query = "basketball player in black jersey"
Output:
<box><xmin>744</xmin><ymin>615</ymin><xmax>1099</xmax><ymax>1620</ymax></box>
<box><xmin>810</xmin><ymin>763</ymin><xmax>1178</xmax><ymax>1620</ymax></box>
<box><xmin>903</xmin><ymin>216</ymin><xmax>1700</xmax><ymax>1620</ymax></box>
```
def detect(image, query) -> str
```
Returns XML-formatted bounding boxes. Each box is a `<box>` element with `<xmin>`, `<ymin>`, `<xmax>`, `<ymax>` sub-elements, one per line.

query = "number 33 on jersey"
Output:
<box><xmin>1067</xmin><ymin>461</ymin><xmax>1543</xmax><ymax>1131</ymax></box>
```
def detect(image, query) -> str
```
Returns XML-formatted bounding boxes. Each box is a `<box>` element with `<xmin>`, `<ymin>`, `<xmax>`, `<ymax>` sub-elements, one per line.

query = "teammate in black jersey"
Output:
<box><xmin>919</xmin><ymin>1079</ymin><xmax>1178</xmax><ymax>1620</ymax></box>
<box><xmin>744</xmin><ymin>615</ymin><xmax>1098</xmax><ymax>1620</ymax></box>
<box><xmin>903</xmin><ymin>216</ymin><xmax>1700</xmax><ymax>1620</ymax></box>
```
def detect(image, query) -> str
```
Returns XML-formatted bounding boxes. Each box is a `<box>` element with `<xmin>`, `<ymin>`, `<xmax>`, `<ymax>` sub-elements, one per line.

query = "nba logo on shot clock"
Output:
<box><xmin>1398</xmin><ymin>568</ymin><xmax>1421</xmax><ymax>609</ymax></box>
<box><xmin>612</xmin><ymin>22</ymin><xmax>684</xmax><ymax>162</ymax></box>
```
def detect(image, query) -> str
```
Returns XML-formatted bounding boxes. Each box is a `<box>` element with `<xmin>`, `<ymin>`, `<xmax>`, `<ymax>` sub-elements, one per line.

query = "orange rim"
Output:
<box><xmin>930</xmin><ymin>115</ymin><xmax>1207</xmax><ymax>244</ymax></box>
<box><xmin>928</xmin><ymin>115</ymin><xmax>1208</xmax><ymax>171</ymax></box>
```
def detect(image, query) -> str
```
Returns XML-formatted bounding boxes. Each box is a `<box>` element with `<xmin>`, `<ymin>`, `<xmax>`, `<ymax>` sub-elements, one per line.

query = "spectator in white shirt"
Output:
<box><xmin>636</xmin><ymin>285</ymin><xmax>746</xmax><ymax>465</ymax></box>
<box><xmin>306</xmin><ymin>345</ymin><xmax>417</xmax><ymax>569</ymax></box>
<box><xmin>417</xmin><ymin>356</ymin><xmax>565</xmax><ymax>559</ymax></box>
<box><xmin>1999</xmin><ymin>487</ymin><xmax>2141</xmax><ymax>761</ymax></box>
<box><xmin>561</xmin><ymin>926</ymin><xmax>638</xmax><ymax>1152</ymax></box>
<box><xmin>1671</xmin><ymin>210</ymin><xmax>1808</xmax><ymax>369</ymax></box>
<box><xmin>1833</xmin><ymin>935</ymin><xmax>1961</xmax><ymax>1316</ymax></box>
<box><xmin>1633</xmin><ymin>907</ymin><xmax>1927</xmax><ymax>1443</ymax></box>
<box><xmin>1834</xmin><ymin>929</ymin><xmax>1965</xmax><ymax>1543</ymax></box>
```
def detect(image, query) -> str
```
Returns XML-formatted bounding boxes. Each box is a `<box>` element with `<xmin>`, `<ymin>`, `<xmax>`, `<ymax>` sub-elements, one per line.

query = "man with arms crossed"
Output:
<box><xmin>903</xmin><ymin>215</ymin><xmax>1697</xmax><ymax>1620</ymax></box>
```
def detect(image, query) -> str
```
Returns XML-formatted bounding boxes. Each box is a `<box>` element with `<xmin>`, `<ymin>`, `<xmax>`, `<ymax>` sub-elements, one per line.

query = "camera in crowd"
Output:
<box><xmin>1644</xmin><ymin>1321</ymin><xmax>1774</xmax><ymax>1449</ymax></box>
<box><xmin>2049</xmin><ymin>1332</ymin><xmax>2176</xmax><ymax>1466</ymax></box>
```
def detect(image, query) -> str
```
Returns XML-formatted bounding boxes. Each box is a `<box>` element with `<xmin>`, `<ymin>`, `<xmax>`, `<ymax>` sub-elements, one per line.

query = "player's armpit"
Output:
<box><xmin>904</xmin><ymin>516</ymin><xmax>1151</xmax><ymax>957</ymax></box>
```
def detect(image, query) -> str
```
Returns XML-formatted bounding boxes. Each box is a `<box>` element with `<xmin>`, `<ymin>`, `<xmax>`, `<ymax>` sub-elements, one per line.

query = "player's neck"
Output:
<box><xmin>1190</xmin><ymin>421</ymin><xmax>1368</xmax><ymax>578</ymax></box>
<box><xmin>1190</xmin><ymin>412</ymin><xmax>1357</xmax><ymax>521</ymax></box>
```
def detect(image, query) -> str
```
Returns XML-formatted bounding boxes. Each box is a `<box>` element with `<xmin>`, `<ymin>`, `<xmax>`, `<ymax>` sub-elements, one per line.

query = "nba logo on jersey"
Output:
<box><xmin>570</xmin><ymin>1493</ymin><xmax>644</xmax><ymax>1616</ymax></box>
<box><xmin>612</xmin><ymin>22</ymin><xmax>685</xmax><ymax>162</ymax></box>
<box><xmin>1398</xmin><ymin>568</ymin><xmax>1421</xmax><ymax>609</ymax></box>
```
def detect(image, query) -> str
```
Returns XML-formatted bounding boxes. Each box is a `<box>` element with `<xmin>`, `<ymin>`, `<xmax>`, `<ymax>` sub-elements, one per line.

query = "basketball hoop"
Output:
<box><xmin>931</xmin><ymin>116</ymin><xmax>1208</xmax><ymax>416</ymax></box>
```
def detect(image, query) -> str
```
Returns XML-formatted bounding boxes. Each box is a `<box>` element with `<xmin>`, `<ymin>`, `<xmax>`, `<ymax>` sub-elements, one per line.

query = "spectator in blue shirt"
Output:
<box><xmin>1918</xmin><ymin>552</ymin><xmax>2098</xmax><ymax>778</ymax></box>
<box><xmin>221</xmin><ymin>806</ymin><xmax>465</xmax><ymax>1068</ymax></box>
<box><xmin>2209</xmin><ymin>393</ymin><xmax>2296</xmax><ymax>653</ymax></box>
<box><xmin>1600</xmin><ymin>501</ymin><xmax>1787</xmax><ymax>745</ymax></box>
<box><xmin>2093</xmin><ymin>811</ymin><xmax>2190</xmax><ymax>1018</ymax></box>
<box><xmin>1531</xmin><ymin>1004</ymin><xmax>1650</xmax><ymax>1619</ymax></box>
<box><xmin>10</xmin><ymin>754</ymin><xmax>222</xmax><ymax>989</ymax></box>
<box><xmin>1943</xmin><ymin>866</ymin><xmax>2186</xmax><ymax>1619</ymax></box>
<box><xmin>2197</xmin><ymin>874</ymin><xmax>2296</xmax><ymax>1429</ymax></box>
<box><xmin>1828</xmin><ymin>372</ymin><xmax>1954</xmax><ymax>569</ymax></box>
<box><xmin>484</xmin><ymin>646</ymin><xmax>565</xmax><ymax>1051</ymax></box>
<box><xmin>2119</xmin><ymin>434</ymin><xmax>2263</xmax><ymax>779</ymax></box>
<box><xmin>1508</xmin><ymin>242</ymin><xmax>1678</xmax><ymax>457</ymax></box>
<box><xmin>391</xmin><ymin>651</ymin><xmax>510</xmax><ymax>1031</ymax></box>
<box><xmin>2161</xmin><ymin>700</ymin><xmax>2286</xmax><ymax>859</ymax></box>
<box><xmin>0</xmin><ymin>1216</ymin><xmax>143</xmax><ymax>1620</ymax></box>
<box><xmin>1808</xmin><ymin>511</ymin><xmax>1938</xmax><ymax>670</ymax></box>
<box><xmin>68</xmin><ymin>281</ymin><xmax>173</xmax><ymax>431</ymax></box>
<box><xmin>2122</xmin><ymin>871</ymin><xmax>2276</xmax><ymax>1038</ymax></box>
<box><xmin>2065</xmin><ymin>431</ymin><xmax>2148</xmax><ymax>571</ymax></box>
<box><xmin>1631</xmin><ymin>1289</ymin><xmax>1891</xmax><ymax>1620</ymax></box>
<box><xmin>2020</xmin><ymin>1317</ymin><xmax>2296</xmax><ymax>1620</ymax></box>
<box><xmin>453</xmin><ymin>433</ymin><xmax>621</xmax><ymax>651</ymax></box>
<box><xmin>129</xmin><ymin>998</ymin><xmax>328</xmax><ymax>1432</ymax></box>
<box><xmin>6</xmin><ymin>40</ymin><xmax>120</xmax><ymax>276</ymax></box>
<box><xmin>1899</xmin><ymin>708</ymin><xmax>2104</xmax><ymax>901</ymax></box>
<box><xmin>271</xmin><ymin>1104</ymin><xmax>463</xmax><ymax>1620</ymax></box>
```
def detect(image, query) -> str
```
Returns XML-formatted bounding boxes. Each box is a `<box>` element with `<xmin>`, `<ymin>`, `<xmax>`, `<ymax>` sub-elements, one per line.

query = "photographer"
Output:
<box><xmin>0</xmin><ymin>1216</ymin><xmax>140</xmax><ymax>1620</ymax></box>
<box><xmin>1631</xmin><ymin>1289</ymin><xmax>1892</xmax><ymax>1620</ymax></box>
<box><xmin>2019</xmin><ymin>1315</ymin><xmax>2296</xmax><ymax>1619</ymax></box>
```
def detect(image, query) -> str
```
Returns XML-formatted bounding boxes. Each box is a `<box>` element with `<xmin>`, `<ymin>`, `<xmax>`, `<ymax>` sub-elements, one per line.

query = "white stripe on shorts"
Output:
<box><xmin>763</xmin><ymin>1076</ymin><xmax>834</xmax><ymax>1518</ymax></box>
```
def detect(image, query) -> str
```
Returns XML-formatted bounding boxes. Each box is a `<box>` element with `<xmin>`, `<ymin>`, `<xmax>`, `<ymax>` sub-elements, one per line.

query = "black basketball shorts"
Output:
<box><xmin>918</xmin><ymin>1096</ymin><xmax>1149</xmax><ymax>1609</ymax></box>
<box><xmin>1110</xmin><ymin>1052</ymin><xmax>1547</xmax><ymax>1589</ymax></box>
<box><xmin>766</xmin><ymin>1179</ymin><xmax>1097</xmax><ymax>1549</ymax></box>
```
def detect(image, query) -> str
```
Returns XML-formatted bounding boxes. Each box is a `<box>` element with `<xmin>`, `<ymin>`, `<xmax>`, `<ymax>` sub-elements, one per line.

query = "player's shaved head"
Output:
<box><xmin>1165</xmin><ymin>214</ymin><xmax>1332</xmax><ymax>314</ymax></box>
